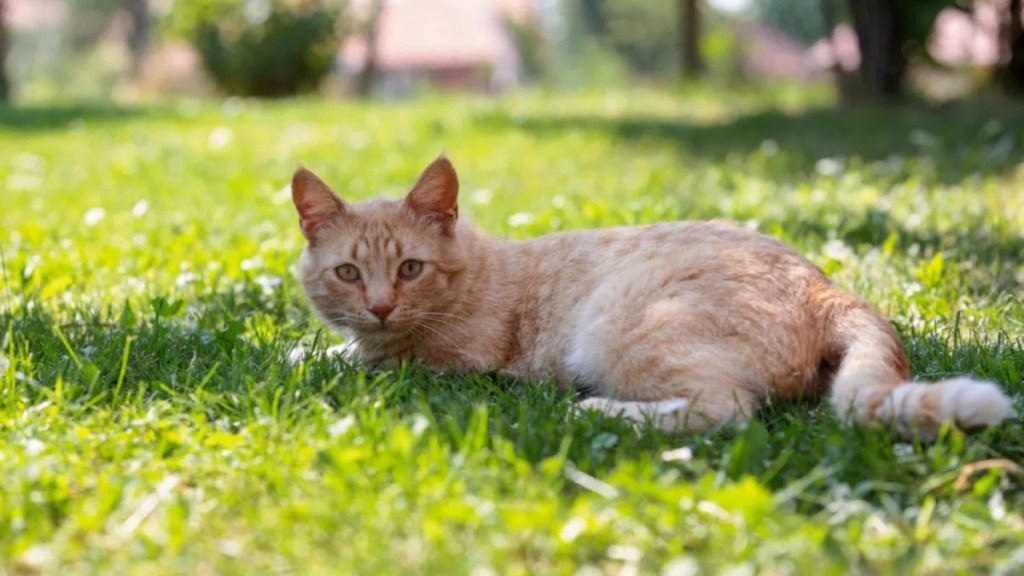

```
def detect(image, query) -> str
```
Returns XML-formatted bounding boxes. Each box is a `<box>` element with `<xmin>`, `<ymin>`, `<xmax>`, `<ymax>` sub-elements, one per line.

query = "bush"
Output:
<box><xmin>169</xmin><ymin>0</ymin><xmax>345</xmax><ymax>97</ymax></box>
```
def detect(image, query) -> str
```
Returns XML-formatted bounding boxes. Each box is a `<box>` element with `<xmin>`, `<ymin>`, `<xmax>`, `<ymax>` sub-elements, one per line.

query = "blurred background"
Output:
<box><xmin>3</xmin><ymin>0</ymin><xmax>1024</xmax><ymax>106</ymax></box>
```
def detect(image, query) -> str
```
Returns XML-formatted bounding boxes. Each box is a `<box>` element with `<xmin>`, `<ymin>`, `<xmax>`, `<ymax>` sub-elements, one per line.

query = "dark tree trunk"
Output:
<box><xmin>848</xmin><ymin>0</ymin><xmax>906</xmax><ymax>99</ymax></box>
<box><xmin>124</xmin><ymin>0</ymin><xmax>150</xmax><ymax>79</ymax></box>
<box><xmin>354</xmin><ymin>0</ymin><xmax>383</xmax><ymax>99</ymax></box>
<box><xmin>1001</xmin><ymin>0</ymin><xmax>1024</xmax><ymax>94</ymax></box>
<box><xmin>679</xmin><ymin>0</ymin><xmax>703</xmax><ymax>79</ymax></box>
<box><xmin>820</xmin><ymin>0</ymin><xmax>858</xmax><ymax>103</ymax></box>
<box><xmin>0</xmin><ymin>0</ymin><xmax>9</xmax><ymax>103</ymax></box>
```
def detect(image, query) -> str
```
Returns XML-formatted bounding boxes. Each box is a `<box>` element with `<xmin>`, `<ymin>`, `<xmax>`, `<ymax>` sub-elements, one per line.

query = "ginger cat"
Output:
<box><xmin>292</xmin><ymin>156</ymin><xmax>1013</xmax><ymax>439</ymax></box>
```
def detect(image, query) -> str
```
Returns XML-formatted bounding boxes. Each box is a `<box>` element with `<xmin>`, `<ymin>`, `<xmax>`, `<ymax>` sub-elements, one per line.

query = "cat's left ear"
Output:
<box><xmin>292</xmin><ymin>166</ymin><xmax>347</xmax><ymax>244</ymax></box>
<box><xmin>404</xmin><ymin>156</ymin><xmax>459</xmax><ymax>236</ymax></box>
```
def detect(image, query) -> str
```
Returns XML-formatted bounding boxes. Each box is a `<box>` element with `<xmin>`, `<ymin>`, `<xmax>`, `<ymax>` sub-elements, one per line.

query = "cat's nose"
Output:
<box><xmin>369</xmin><ymin>303</ymin><xmax>395</xmax><ymax>322</ymax></box>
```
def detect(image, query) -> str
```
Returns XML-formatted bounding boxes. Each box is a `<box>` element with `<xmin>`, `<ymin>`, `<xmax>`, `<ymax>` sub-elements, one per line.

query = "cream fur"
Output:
<box><xmin>291</xmin><ymin>158</ymin><xmax>1014</xmax><ymax>440</ymax></box>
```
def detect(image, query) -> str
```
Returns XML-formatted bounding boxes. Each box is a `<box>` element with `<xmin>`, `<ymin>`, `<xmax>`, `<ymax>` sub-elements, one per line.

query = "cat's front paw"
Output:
<box><xmin>286</xmin><ymin>342</ymin><xmax>361</xmax><ymax>365</ymax></box>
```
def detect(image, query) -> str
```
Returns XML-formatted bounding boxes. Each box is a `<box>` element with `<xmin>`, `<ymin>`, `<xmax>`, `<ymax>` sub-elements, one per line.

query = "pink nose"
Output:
<box><xmin>369</xmin><ymin>303</ymin><xmax>395</xmax><ymax>322</ymax></box>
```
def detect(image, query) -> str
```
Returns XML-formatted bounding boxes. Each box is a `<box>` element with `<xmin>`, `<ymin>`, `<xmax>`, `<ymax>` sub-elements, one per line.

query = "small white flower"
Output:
<box><xmin>507</xmin><ymin>212</ymin><xmax>534</xmax><ymax>228</ymax></box>
<box><xmin>559</xmin><ymin>517</ymin><xmax>586</xmax><ymax>543</ymax></box>
<box><xmin>607</xmin><ymin>545</ymin><xmax>642</xmax><ymax>563</ymax></box>
<box><xmin>892</xmin><ymin>442</ymin><xmax>915</xmax><ymax>460</ymax></box>
<box><xmin>254</xmin><ymin>274</ymin><xmax>282</xmax><ymax>291</ymax></box>
<box><xmin>272</xmin><ymin>184</ymin><xmax>291</xmax><ymax>205</ymax></box>
<box><xmin>328</xmin><ymin>415</ymin><xmax>356</xmax><ymax>438</ymax></box>
<box><xmin>240</xmin><ymin>256</ymin><xmax>264</xmax><ymax>271</ymax></box>
<box><xmin>208</xmin><ymin>126</ymin><xmax>233</xmax><ymax>150</ymax></box>
<box><xmin>823</xmin><ymin>239</ymin><xmax>853</xmax><ymax>261</ymax></box>
<box><xmin>410</xmin><ymin>414</ymin><xmax>430</xmax><ymax>436</ymax></box>
<box><xmin>22</xmin><ymin>438</ymin><xmax>46</xmax><ymax>456</ymax></box>
<box><xmin>661</xmin><ymin>446</ymin><xmax>693</xmax><ymax>462</ymax></box>
<box><xmin>218</xmin><ymin>539</ymin><xmax>244</xmax><ymax>557</ymax></box>
<box><xmin>132</xmin><ymin>200</ymin><xmax>149</xmax><ymax>218</ymax></box>
<box><xmin>470</xmin><ymin>188</ymin><xmax>493</xmax><ymax>205</ymax></box>
<box><xmin>176</xmin><ymin>272</ymin><xmax>199</xmax><ymax>287</ymax></box>
<box><xmin>83</xmin><ymin>207</ymin><xmax>106</xmax><ymax>226</ymax></box>
<box><xmin>17</xmin><ymin>545</ymin><xmax>52</xmax><ymax>570</ymax></box>
<box><xmin>815</xmin><ymin>157</ymin><xmax>843</xmax><ymax>177</ymax></box>
<box><xmin>22</xmin><ymin>255</ymin><xmax>40</xmax><ymax>280</ymax></box>
<box><xmin>664</xmin><ymin>558</ymin><xmax>699</xmax><ymax>576</ymax></box>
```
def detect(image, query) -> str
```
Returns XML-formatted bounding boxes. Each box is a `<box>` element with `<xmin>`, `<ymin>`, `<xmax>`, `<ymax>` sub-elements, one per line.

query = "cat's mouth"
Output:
<box><xmin>357</xmin><ymin>319</ymin><xmax>404</xmax><ymax>335</ymax></box>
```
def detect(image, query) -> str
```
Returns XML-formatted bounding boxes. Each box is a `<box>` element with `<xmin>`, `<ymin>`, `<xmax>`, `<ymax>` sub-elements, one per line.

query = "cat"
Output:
<box><xmin>291</xmin><ymin>156</ymin><xmax>1014</xmax><ymax>439</ymax></box>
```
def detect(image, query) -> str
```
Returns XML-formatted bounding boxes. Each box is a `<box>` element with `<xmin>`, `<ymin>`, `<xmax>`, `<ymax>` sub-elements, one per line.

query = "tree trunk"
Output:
<box><xmin>819</xmin><ymin>0</ymin><xmax>858</xmax><ymax>103</ymax></box>
<box><xmin>848</xmin><ymin>0</ymin><xmax>905</xmax><ymax>99</ymax></box>
<box><xmin>1001</xmin><ymin>0</ymin><xmax>1024</xmax><ymax>94</ymax></box>
<box><xmin>124</xmin><ymin>0</ymin><xmax>150</xmax><ymax>79</ymax></box>
<box><xmin>354</xmin><ymin>0</ymin><xmax>383</xmax><ymax>99</ymax></box>
<box><xmin>679</xmin><ymin>0</ymin><xmax>702</xmax><ymax>79</ymax></box>
<box><xmin>0</xmin><ymin>0</ymin><xmax>9</xmax><ymax>103</ymax></box>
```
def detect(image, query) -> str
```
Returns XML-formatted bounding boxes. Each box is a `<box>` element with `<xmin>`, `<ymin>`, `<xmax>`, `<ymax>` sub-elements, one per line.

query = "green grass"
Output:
<box><xmin>2</xmin><ymin>87</ymin><xmax>1024</xmax><ymax>574</ymax></box>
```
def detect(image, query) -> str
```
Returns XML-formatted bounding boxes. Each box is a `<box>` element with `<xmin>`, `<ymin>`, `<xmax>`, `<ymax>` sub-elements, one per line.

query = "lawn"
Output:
<box><xmin>2</xmin><ymin>88</ymin><xmax>1023</xmax><ymax>574</ymax></box>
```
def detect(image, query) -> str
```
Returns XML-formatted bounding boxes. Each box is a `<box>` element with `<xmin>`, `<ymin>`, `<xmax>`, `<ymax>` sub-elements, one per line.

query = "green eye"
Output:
<box><xmin>335</xmin><ymin>264</ymin><xmax>360</xmax><ymax>282</ymax></box>
<box><xmin>398</xmin><ymin>259</ymin><xmax>423</xmax><ymax>279</ymax></box>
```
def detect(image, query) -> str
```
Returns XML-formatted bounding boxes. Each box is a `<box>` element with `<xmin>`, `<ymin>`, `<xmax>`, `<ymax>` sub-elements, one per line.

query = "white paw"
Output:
<box><xmin>653</xmin><ymin>399</ymin><xmax>691</xmax><ymax>414</ymax></box>
<box><xmin>286</xmin><ymin>343</ymin><xmax>358</xmax><ymax>365</ymax></box>
<box><xmin>575</xmin><ymin>398</ymin><xmax>691</xmax><ymax>431</ymax></box>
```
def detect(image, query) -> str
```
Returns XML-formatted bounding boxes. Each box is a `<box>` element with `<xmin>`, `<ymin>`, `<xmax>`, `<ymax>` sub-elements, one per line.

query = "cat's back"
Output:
<box><xmin>505</xmin><ymin>220</ymin><xmax>827</xmax><ymax>381</ymax></box>
<box><xmin>517</xmin><ymin>219</ymin><xmax>816</xmax><ymax>286</ymax></box>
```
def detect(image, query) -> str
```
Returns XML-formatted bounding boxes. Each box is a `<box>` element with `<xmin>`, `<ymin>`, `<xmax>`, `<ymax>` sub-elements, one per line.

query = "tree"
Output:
<box><xmin>124</xmin><ymin>0</ymin><xmax>151</xmax><ymax>79</ymax></box>
<box><xmin>754</xmin><ymin>0</ymin><xmax>828</xmax><ymax>45</ymax></box>
<box><xmin>679</xmin><ymin>0</ymin><xmax>703</xmax><ymax>79</ymax></box>
<box><xmin>354</xmin><ymin>0</ymin><xmax>383</xmax><ymax>99</ymax></box>
<box><xmin>0</xmin><ymin>0</ymin><xmax>9</xmax><ymax>103</ymax></box>
<box><xmin>170</xmin><ymin>1</ymin><xmax>343</xmax><ymax>97</ymax></box>
<box><xmin>848</xmin><ymin>0</ymin><xmax>906</xmax><ymax>98</ymax></box>
<box><xmin>1000</xmin><ymin>0</ymin><xmax>1024</xmax><ymax>94</ymax></box>
<box><xmin>576</xmin><ymin>0</ymin><xmax>679</xmax><ymax>78</ymax></box>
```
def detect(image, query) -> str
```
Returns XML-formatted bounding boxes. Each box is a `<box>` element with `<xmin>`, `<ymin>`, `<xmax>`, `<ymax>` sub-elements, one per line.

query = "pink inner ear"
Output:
<box><xmin>405</xmin><ymin>157</ymin><xmax>459</xmax><ymax>232</ymax></box>
<box><xmin>292</xmin><ymin>167</ymin><xmax>345</xmax><ymax>241</ymax></box>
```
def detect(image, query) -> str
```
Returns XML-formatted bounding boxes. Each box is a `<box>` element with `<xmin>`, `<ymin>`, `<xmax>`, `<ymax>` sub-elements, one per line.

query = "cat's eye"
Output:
<box><xmin>398</xmin><ymin>259</ymin><xmax>423</xmax><ymax>280</ymax></box>
<box><xmin>335</xmin><ymin>264</ymin><xmax>361</xmax><ymax>282</ymax></box>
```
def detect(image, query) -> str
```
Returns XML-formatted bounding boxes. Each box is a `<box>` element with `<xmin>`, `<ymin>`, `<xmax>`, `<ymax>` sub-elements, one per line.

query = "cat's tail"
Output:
<box><xmin>825</xmin><ymin>294</ymin><xmax>1013</xmax><ymax>440</ymax></box>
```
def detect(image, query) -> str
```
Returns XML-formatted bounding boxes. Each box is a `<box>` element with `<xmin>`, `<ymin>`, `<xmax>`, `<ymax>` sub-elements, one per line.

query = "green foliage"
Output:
<box><xmin>65</xmin><ymin>0</ymin><xmax>125</xmax><ymax>50</ymax></box>
<box><xmin>901</xmin><ymin>0</ymin><xmax>960</xmax><ymax>46</ymax></box>
<box><xmin>167</xmin><ymin>0</ymin><xmax>345</xmax><ymax>97</ymax></box>
<box><xmin>576</xmin><ymin>0</ymin><xmax>679</xmax><ymax>77</ymax></box>
<box><xmin>504</xmin><ymin>17</ymin><xmax>548</xmax><ymax>82</ymax></box>
<box><xmin>752</xmin><ymin>0</ymin><xmax>830</xmax><ymax>44</ymax></box>
<box><xmin>1</xmin><ymin>89</ymin><xmax>1024</xmax><ymax>572</ymax></box>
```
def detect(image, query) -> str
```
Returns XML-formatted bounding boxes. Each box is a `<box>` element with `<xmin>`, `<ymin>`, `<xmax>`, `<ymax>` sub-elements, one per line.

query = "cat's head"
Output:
<box><xmin>291</xmin><ymin>156</ymin><xmax>471</xmax><ymax>338</ymax></box>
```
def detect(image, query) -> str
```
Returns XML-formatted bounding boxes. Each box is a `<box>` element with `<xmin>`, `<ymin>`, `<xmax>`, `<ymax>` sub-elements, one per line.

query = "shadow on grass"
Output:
<box><xmin>485</xmin><ymin>99</ymin><xmax>1024</xmax><ymax>185</ymax></box>
<box><xmin>789</xmin><ymin>206</ymin><xmax>1024</xmax><ymax>273</ymax></box>
<box><xmin>0</xmin><ymin>103</ymin><xmax>150</xmax><ymax>131</ymax></box>
<box><xmin>4</xmin><ymin>292</ymin><xmax>1022</xmax><ymax>512</ymax></box>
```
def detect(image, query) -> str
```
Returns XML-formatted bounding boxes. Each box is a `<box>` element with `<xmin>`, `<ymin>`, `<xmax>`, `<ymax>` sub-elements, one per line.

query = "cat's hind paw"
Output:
<box><xmin>577</xmin><ymin>397</ymin><xmax>692</xmax><ymax>432</ymax></box>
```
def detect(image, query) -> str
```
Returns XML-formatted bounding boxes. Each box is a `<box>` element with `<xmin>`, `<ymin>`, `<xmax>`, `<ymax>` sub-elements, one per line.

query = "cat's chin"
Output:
<box><xmin>351</xmin><ymin>324</ymin><xmax>408</xmax><ymax>340</ymax></box>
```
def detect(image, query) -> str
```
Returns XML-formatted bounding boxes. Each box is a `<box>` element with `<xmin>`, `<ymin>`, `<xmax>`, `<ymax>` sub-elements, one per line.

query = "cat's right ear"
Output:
<box><xmin>292</xmin><ymin>166</ymin><xmax>346</xmax><ymax>244</ymax></box>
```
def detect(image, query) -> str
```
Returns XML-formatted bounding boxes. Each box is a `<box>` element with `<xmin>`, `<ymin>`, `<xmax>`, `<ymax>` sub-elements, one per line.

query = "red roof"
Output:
<box><xmin>341</xmin><ymin>0</ymin><xmax>520</xmax><ymax>71</ymax></box>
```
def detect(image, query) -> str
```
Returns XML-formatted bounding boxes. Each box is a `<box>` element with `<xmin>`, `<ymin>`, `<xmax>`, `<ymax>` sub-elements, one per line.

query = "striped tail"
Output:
<box><xmin>827</xmin><ymin>301</ymin><xmax>1013</xmax><ymax>440</ymax></box>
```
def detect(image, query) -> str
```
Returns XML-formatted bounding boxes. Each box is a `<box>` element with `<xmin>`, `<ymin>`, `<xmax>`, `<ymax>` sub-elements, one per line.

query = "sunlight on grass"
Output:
<box><xmin>1</xmin><ymin>90</ymin><xmax>1023</xmax><ymax>573</ymax></box>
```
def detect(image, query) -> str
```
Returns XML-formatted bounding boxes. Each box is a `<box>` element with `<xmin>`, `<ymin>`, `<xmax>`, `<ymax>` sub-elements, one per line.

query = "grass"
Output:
<box><xmin>1</xmin><ymin>87</ymin><xmax>1024</xmax><ymax>574</ymax></box>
